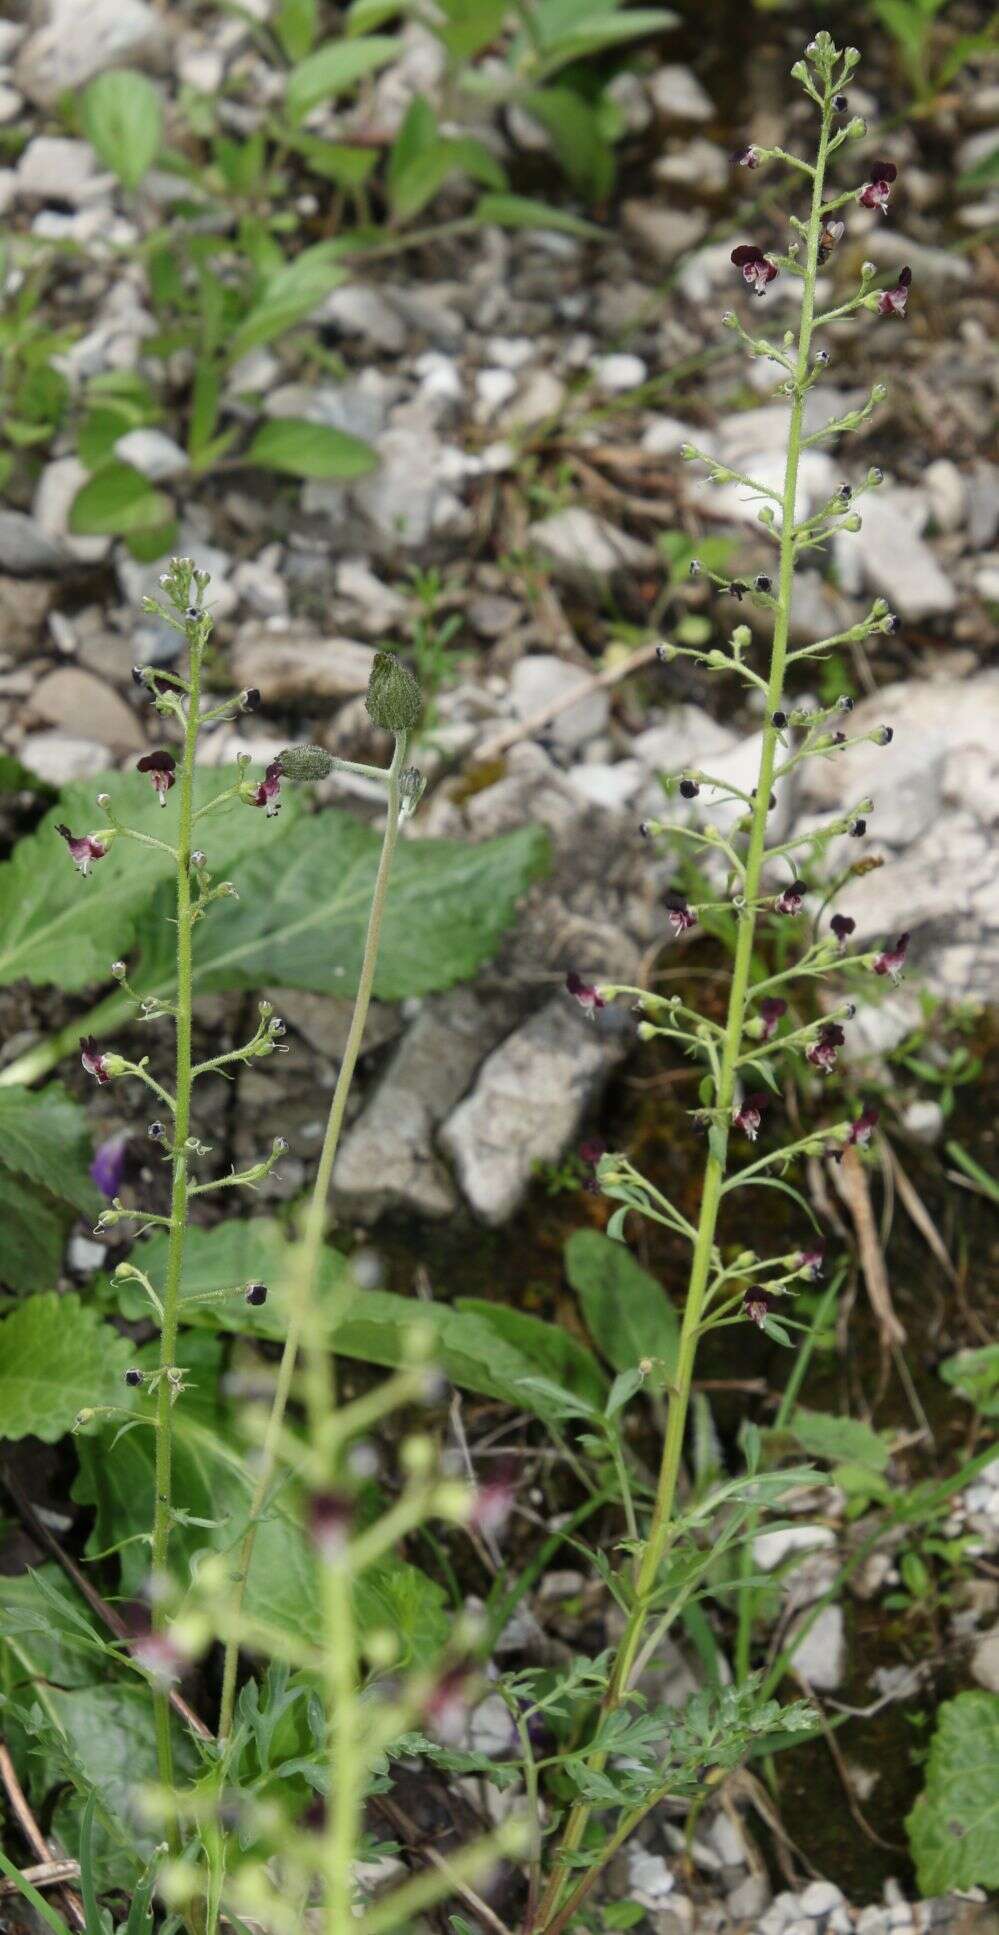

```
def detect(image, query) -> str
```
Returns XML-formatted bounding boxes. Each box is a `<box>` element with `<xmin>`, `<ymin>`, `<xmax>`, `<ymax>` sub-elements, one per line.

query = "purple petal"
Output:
<box><xmin>90</xmin><ymin>1131</ymin><xmax>129</xmax><ymax>1199</ymax></box>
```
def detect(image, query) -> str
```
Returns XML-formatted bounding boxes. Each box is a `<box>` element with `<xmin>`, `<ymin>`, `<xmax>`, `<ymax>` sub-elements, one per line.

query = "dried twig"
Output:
<box><xmin>0</xmin><ymin>1858</ymin><xmax>81</xmax><ymax>1898</ymax></box>
<box><xmin>831</xmin><ymin>1145</ymin><xmax>906</xmax><ymax>1348</ymax></box>
<box><xmin>0</xmin><ymin>1740</ymin><xmax>86</xmax><ymax>1932</ymax></box>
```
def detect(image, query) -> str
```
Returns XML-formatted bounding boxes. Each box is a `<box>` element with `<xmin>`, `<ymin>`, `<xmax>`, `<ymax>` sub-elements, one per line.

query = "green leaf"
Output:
<box><xmin>532</xmin><ymin>8</ymin><xmax>678</xmax><ymax>79</ymax></box>
<box><xmin>0</xmin><ymin>1293</ymin><xmax>132</xmax><ymax>1441</ymax></box>
<box><xmin>69</xmin><ymin>461</ymin><xmax>172</xmax><ymax>538</ymax></box>
<box><xmin>121</xmin><ymin>816</ymin><xmax>550</xmax><ymax>1009</ymax></box>
<box><xmin>0</xmin><ymin>1086</ymin><xmax>100</xmax><ymax>1217</ymax></box>
<box><xmin>0</xmin><ymin>767</ymin><xmax>302</xmax><ymax>994</ymax></box>
<box><xmin>565</xmin><ymin>1228</ymin><xmax>679</xmax><ymax>1376</ymax></box>
<box><xmin>274</xmin><ymin>0</ymin><xmax>320</xmax><ymax>60</ymax></box>
<box><xmin>224</xmin><ymin>244</ymin><xmax>348</xmax><ymax>364</ymax></box>
<box><xmin>521</xmin><ymin>87</ymin><xmax>614</xmax><ymax>203</ymax></box>
<box><xmin>907</xmin><ymin>1691</ymin><xmax>999</xmax><ymax>1893</ymax></box>
<box><xmin>474</xmin><ymin>192</ymin><xmax>604</xmax><ymax>239</ymax></box>
<box><xmin>0</xmin><ymin>1852</ymin><xmax>73</xmax><ymax>1935</ymax></box>
<box><xmin>787</xmin><ymin>1407</ymin><xmax>890</xmax><ymax>1472</ymax></box>
<box><xmin>436</xmin><ymin>0</ymin><xmax>505</xmax><ymax>58</ymax></box>
<box><xmin>244</xmin><ymin>416</ymin><xmax>377</xmax><ymax>479</ymax></box>
<box><xmin>0</xmin><ymin>1172</ymin><xmax>72</xmax><ymax>1295</ymax></box>
<box><xmin>0</xmin><ymin>1566</ymin><xmax>107</xmax><ymax>1690</ymax></box>
<box><xmin>456</xmin><ymin>1298</ymin><xmax>607</xmax><ymax>1409</ymax></box>
<box><xmin>80</xmin><ymin>70</ymin><xmax>163</xmax><ymax>189</ymax></box>
<box><xmin>286</xmin><ymin>35</ymin><xmax>402</xmax><ymax>120</ymax></box>
<box><xmin>939</xmin><ymin>1344</ymin><xmax>999</xmax><ymax>1418</ymax></box>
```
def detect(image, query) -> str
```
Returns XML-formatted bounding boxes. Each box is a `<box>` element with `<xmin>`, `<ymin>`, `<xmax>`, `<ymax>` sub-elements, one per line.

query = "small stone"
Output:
<box><xmin>508</xmin><ymin>653</ymin><xmax>609</xmax><ymax>752</ymax></box>
<box><xmin>628</xmin><ymin>1847</ymin><xmax>676</xmax><ymax>1902</ymax></box>
<box><xmin>728</xmin><ymin>1875</ymin><xmax>771</xmax><ymax>1920</ymax></box>
<box><xmin>592</xmin><ymin>352</ymin><xmax>647</xmax><ymax>394</ymax></box>
<box><xmin>801</xmin><ymin>1882</ymin><xmax>847</xmax><ymax>1917</ymax></box>
<box><xmin>641</xmin><ymin>415</ymin><xmax>706</xmax><ymax>457</ymax></box>
<box><xmin>68</xmin><ymin>1234</ymin><xmax>106</xmax><ymax>1273</ymax></box>
<box><xmin>708</xmin><ymin>1812</ymin><xmax>749</xmax><ymax>1868</ymax></box>
<box><xmin>648</xmin><ymin>64</ymin><xmax>714</xmax><ymax>123</ymax></box>
<box><xmin>835</xmin><ymin>488</ymin><xmax>955</xmax><ymax>620</ymax></box>
<box><xmin>231</xmin><ymin>557</ymin><xmax>288</xmax><ymax>618</ymax></box>
<box><xmin>923</xmin><ymin>458</ymin><xmax>966</xmax><ymax>534</ymax></box>
<box><xmin>971</xmin><ymin>1624</ymin><xmax>999</xmax><ymax>1692</ymax></box>
<box><xmin>529</xmin><ymin>506</ymin><xmax>654</xmax><ymax>587</ymax></box>
<box><xmin>114</xmin><ymin>428</ymin><xmax>188</xmax><ymax>481</ymax></box>
<box><xmin>33</xmin><ymin>458</ymin><xmax>109</xmax><ymax>565</ymax></box>
<box><xmin>567</xmin><ymin>760</ymin><xmax>644</xmax><ymax>810</ymax></box>
<box><xmin>30</xmin><ymin>665</ymin><xmax>145</xmax><ymax>751</ymax></box>
<box><xmin>230</xmin><ymin>627</ymin><xmax>375</xmax><ymax>704</ymax></box>
<box><xmin>499</xmin><ymin>368</ymin><xmax>566</xmax><ymax>430</ymax></box>
<box><xmin>18</xmin><ymin>730</ymin><xmax>111</xmax><ymax>785</ymax></box>
<box><xmin>0</xmin><ymin>576</ymin><xmax>56</xmax><ymax>657</ymax></box>
<box><xmin>901</xmin><ymin>1099</ymin><xmax>944</xmax><ymax>1144</ymax></box>
<box><xmin>753</xmin><ymin>1525</ymin><xmax>837</xmax><ymax>1571</ymax></box>
<box><xmin>0</xmin><ymin>510</ymin><xmax>72</xmax><ymax>577</ymax></box>
<box><xmin>622</xmin><ymin>200</ymin><xmax>708</xmax><ymax>265</ymax></box>
<box><xmin>322</xmin><ymin>283</ymin><xmax>407</xmax><ymax>354</ymax></box>
<box><xmin>16</xmin><ymin>0</ymin><xmax>172</xmax><ymax>108</ymax></box>
<box><xmin>15</xmin><ymin>136</ymin><xmax>113</xmax><ymax>206</ymax></box>
<box><xmin>785</xmin><ymin>1602</ymin><xmax>846</xmax><ymax>1690</ymax></box>
<box><xmin>655</xmin><ymin>136</ymin><xmax>729</xmax><ymax>194</ymax></box>
<box><xmin>475</xmin><ymin>367</ymin><xmax>518</xmax><ymax>421</ymax></box>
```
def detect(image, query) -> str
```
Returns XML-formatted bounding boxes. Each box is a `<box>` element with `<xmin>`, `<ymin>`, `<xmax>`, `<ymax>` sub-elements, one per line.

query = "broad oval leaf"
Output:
<box><xmin>565</xmin><ymin>1227</ymin><xmax>679</xmax><ymax>1376</ymax></box>
<box><xmin>244</xmin><ymin>416</ymin><xmax>377</xmax><ymax>479</ymax></box>
<box><xmin>69</xmin><ymin>461</ymin><xmax>172</xmax><ymax>538</ymax></box>
<box><xmin>80</xmin><ymin>69</ymin><xmax>163</xmax><ymax>189</ymax></box>
<box><xmin>0</xmin><ymin>1293</ymin><xmax>132</xmax><ymax>1441</ymax></box>
<box><xmin>907</xmin><ymin>1692</ymin><xmax>999</xmax><ymax>1893</ymax></box>
<box><xmin>286</xmin><ymin>35</ymin><xmax>402</xmax><ymax>120</ymax></box>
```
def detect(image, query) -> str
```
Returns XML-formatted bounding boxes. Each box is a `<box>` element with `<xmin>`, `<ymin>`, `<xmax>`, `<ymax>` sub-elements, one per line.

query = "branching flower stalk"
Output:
<box><xmin>539</xmin><ymin>33</ymin><xmax>910</xmax><ymax>1927</ymax></box>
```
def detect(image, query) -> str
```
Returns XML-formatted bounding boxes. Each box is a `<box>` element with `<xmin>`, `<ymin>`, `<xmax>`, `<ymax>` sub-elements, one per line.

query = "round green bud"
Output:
<box><xmin>278</xmin><ymin>744</ymin><xmax>335</xmax><ymax>781</ymax></box>
<box><xmin>365</xmin><ymin>652</ymin><xmax>423</xmax><ymax>732</ymax></box>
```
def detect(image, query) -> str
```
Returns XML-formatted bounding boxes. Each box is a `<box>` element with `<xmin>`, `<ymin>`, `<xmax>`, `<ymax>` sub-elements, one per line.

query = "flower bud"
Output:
<box><xmin>679</xmin><ymin>443</ymin><xmax>697</xmax><ymax>460</ymax></box>
<box><xmin>191</xmin><ymin>850</ymin><xmax>207</xmax><ymax>869</ymax></box>
<box><xmin>732</xmin><ymin>625</ymin><xmax>752</xmax><ymax>650</ymax></box>
<box><xmin>277</xmin><ymin>744</ymin><xmax>335</xmax><ymax>782</ymax></box>
<box><xmin>868</xmin><ymin>467</ymin><xmax>884</xmax><ymax>486</ymax></box>
<box><xmin>124</xmin><ymin>1367</ymin><xmax>144</xmax><ymax>1387</ymax></box>
<box><xmin>96</xmin><ymin>793</ymin><xmax>110</xmax><ymax>809</ymax></box>
<box><xmin>842</xmin><ymin>513</ymin><xmax>862</xmax><ymax>531</ymax></box>
<box><xmin>245</xmin><ymin>1282</ymin><xmax>268</xmax><ymax>1306</ymax></box>
<box><xmin>656</xmin><ymin>642</ymin><xmax>676</xmax><ymax>663</ymax></box>
<box><xmin>365</xmin><ymin>652</ymin><xmax>423</xmax><ymax>733</ymax></box>
<box><xmin>111</xmin><ymin>959</ymin><xmax>127</xmax><ymax>980</ymax></box>
<box><xmin>399</xmin><ymin>767</ymin><xmax>427</xmax><ymax>818</ymax></box>
<box><xmin>846</xmin><ymin>117</ymin><xmax>866</xmax><ymax>138</ymax></box>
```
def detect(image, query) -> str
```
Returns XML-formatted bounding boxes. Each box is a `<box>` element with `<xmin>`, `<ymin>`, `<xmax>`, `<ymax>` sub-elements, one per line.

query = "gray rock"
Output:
<box><xmin>785</xmin><ymin>1602</ymin><xmax>846</xmax><ymax>1690</ymax></box>
<box><xmin>321</xmin><ymin>284</ymin><xmax>408</xmax><ymax>354</ymax></box>
<box><xmin>29</xmin><ymin>664</ymin><xmax>145</xmax><ymax>751</ymax></box>
<box><xmin>622</xmin><ymin>200</ymin><xmax>708</xmax><ymax>265</ymax></box>
<box><xmin>498</xmin><ymin>367</ymin><xmax>565</xmax><ymax>432</ymax></box>
<box><xmin>508</xmin><ymin>653</ymin><xmax>609</xmax><ymax>752</ymax></box>
<box><xmin>592</xmin><ymin>352</ymin><xmax>647</xmax><ymax>394</ymax></box>
<box><xmin>15</xmin><ymin>136</ymin><xmax>113</xmax><ymax>205</ymax></box>
<box><xmin>334</xmin><ymin>989</ymin><xmax>514</xmax><ymax>1221</ymax></box>
<box><xmin>114</xmin><ymin>428</ymin><xmax>188</xmax><ymax>481</ymax></box>
<box><xmin>441</xmin><ymin>998</ymin><xmax>627</xmax><ymax>1224</ymax></box>
<box><xmin>627</xmin><ymin>1846</ymin><xmax>676</xmax><ymax>1902</ymax></box>
<box><xmin>16</xmin><ymin>0</ymin><xmax>171</xmax><ymax>107</ymax></box>
<box><xmin>834</xmin><ymin>487</ymin><xmax>955</xmax><ymax>619</ymax></box>
<box><xmin>971</xmin><ymin>1624</ymin><xmax>999</xmax><ymax>1693</ymax></box>
<box><xmin>229</xmin><ymin>626</ymin><xmax>374</xmax><ymax>703</ymax></box>
<box><xmin>633</xmin><ymin>707</ymin><xmax>738</xmax><ymax>776</ymax></box>
<box><xmin>18</xmin><ymin>730</ymin><xmax>112</xmax><ymax>785</ymax></box>
<box><xmin>901</xmin><ymin>1099</ymin><xmax>944</xmax><ymax>1144</ymax></box>
<box><xmin>529</xmin><ymin>506</ymin><xmax>655</xmax><ymax>586</ymax></box>
<box><xmin>859</xmin><ymin>228</ymin><xmax>973</xmax><ymax>289</ymax></box>
<box><xmin>0</xmin><ymin>576</ymin><xmax>56</xmax><ymax>657</ymax></box>
<box><xmin>0</xmin><ymin>510</ymin><xmax>73</xmax><ymax>576</ymax></box>
<box><xmin>567</xmin><ymin>760</ymin><xmax>644</xmax><ymax>810</ymax></box>
<box><xmin>648</xmin><ymin>64</ymin><xmax>714</xmax><ymax>123</ymax></box>
<box><xmin>655</xmin><ymin>136</ymin><xmax>729</xmax><ymax>194</ymax></box>
<box><xmin>231</xmin><ymin>557</ymin><xmax>288</xmax><ymax>618</ymax></box>
<box><xmin>33</xmin><ymin>457</ymin><xmax>110</xmax><ymax>565</ymax></box>
<box><xmin>727</xmin><ymin>1874</ymin><xmax>771</xmax><ymax>1919</ymax></box>
<box><xmin>641</xmin><ymin>414</ymin><xmax>706</xmax><ymax>457</ymax></box>
<box><xmin>270</xmin><ymin>989</ymin><xmax>400</xmax><ymax>1065</ymax></box>
<box><xmin>350</xmin><ymin>422</ymin><xmax>468</xmax><ymax>553</ymax></box>
<box><xmin>923</xmin><ymin>458</ymin><xmax>966</xmax><ymax>535</ymax></box>
<box><xmin>753</xmin><ymin>1525</ymin><xmax>836</xmax><ymax>1571</ymax></box>
<box><xmin>801</xmin><ymin>1881</ymin><xmax>847</xmax><ymax>1917</ymax></box>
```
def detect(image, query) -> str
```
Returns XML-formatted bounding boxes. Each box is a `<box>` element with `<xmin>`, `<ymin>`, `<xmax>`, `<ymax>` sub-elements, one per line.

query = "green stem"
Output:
<box><xmin>216</xmin><ymin>732</ymin><xmax>407</xmax><ymax>1744</ymax></box>
<box><xmin>150</xmin><ymin>641</ymin><xmax>202</xmax><ymax>1810</ymax></box>
<box><xmin>533</xmin><ymin>86</ymin><xmax>833</xmax><ymax>1935</ymax></box>
<box><xmin>323</xmin><ymin>1561</ymin><xmax>357</xmax><ymax>1933</ymax></box>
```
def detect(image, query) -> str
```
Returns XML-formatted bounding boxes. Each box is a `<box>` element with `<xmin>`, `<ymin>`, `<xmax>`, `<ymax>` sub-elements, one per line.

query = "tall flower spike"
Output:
<box><xmin>858</xmin><ymin>159</ymin><xmax>897</xmax><ymax>213</ymax></box>
<box><xmin>56</xmin><ymin>825</ymin><xmax>108</xmax><ymax>877</ymax></box>
<box><xmin>137</xmin><ymin>748</ymin><xmax>177</xmax><ymax>806</ymax></box>
<box><xmin>731</xmin><ymin>244</ymin><xmax>779</xmax><ymax>296</ymax></box>
<box><xmin>877</xmin><ymin>267</ymin><xmax>912</xmax><ymax>319</ymax></box>
<box><xmin>873</xmin><ymin>931</ymin><xmax>910</xmax><ymax>982</ymax></box>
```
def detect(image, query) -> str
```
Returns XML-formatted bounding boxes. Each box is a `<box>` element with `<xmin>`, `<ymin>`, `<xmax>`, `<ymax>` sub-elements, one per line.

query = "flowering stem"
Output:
<box><xmin>533</xmin><ymin>82</ymin><xmax>834</xmax><ymax>1934</ymax></box>
<box><xmin>216</xmin><ymin>731</ymin><xmax>408</xmax><ymax>1746</ymax></box>
<box><xmin>149</xmin><ymin>634</ymin><xmax>203</xmax><ymax>1811</ymax></box>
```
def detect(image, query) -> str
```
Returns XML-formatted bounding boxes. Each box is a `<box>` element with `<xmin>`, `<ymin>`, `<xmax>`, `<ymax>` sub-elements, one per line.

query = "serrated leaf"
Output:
<box><xmin>0</xmin><ymin>767</ymin><xmax>301</xmax><ymax>994</ymax></box>
<box><xmin>907</xmin><ymin>1692</ymin><xmax>999</xmax><ymax>1893</ymax></box>
<box><xmin>0</xmin><ymin>1086</ymin><xmax>100</xmax><ymax>1217</ymax></box>
<box><xmin>244</xmin><ymin>416</ymin><xmax>377</xmax><ymax>479</ymax></box>
<box><xmin>0</xmin><ymin>1293</ymin><xmax>132</xmax><ymax>1440</ymax></box>
<box><xmin>80</xmin><ymin>70</ymin><xmax>163</xmax><ymax>189</ymax></box>
<box><xmin>224</xmin><ymin>245</ymin><xmax>348</xmax><ymax>364</ymax></box>
<box><xmin>69</xmin><ymin>461</ymin><xmax>172</xmax><ymax>538</ymax></box>
<box><xmin>566</xmin><ymin>1228</ymin><xmax>680</xmax><ymax>1377</ymax></box>
<box><xmin>286</xmin><ymin>35</ymin><xmax>401</xmax><ymax>120</ymax></box>
<box><xmin>787</xmin><ymin>1407</ymin><xmax>890</xmax><ymax>1472</ymax></box>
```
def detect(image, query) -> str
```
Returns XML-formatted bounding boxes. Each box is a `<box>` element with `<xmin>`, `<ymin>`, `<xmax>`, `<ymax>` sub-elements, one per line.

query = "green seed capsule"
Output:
<box><xmin>277</xmin><ymin>744</ymin><xmax>335</xmax><ymax>781</ymax></box>
<box><xmin>365</xmin><ymin>652</ymin><xmax>423</xmax><ymax>732</ymax></box>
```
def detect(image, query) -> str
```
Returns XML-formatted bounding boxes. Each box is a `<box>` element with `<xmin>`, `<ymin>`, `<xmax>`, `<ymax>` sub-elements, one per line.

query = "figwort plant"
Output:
<box><xmin>545</xmin><ymin>32</ymin><xmax>912</xmax><ymax>1930</ymax></box>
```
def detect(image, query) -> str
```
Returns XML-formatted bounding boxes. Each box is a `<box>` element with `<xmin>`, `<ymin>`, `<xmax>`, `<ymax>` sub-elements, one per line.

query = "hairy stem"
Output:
<box><xmin>150</xmin><ymin>642</ymin><xmax>202</xmax><ymax>1807</ymax></box>
<box><xmin>217</xmin><ymin>732</ymin><xmax>408</xmax><ymax>1744</ymax></box>
<box><xmin>533</xmin><ymin>86</ymin><xmax>833</xmax><ymax>1933</ymax></box>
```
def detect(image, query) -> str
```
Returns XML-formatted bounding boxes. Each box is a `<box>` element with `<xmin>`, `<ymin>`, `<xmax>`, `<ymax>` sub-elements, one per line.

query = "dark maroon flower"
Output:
<box><xmin>743</xmin><ymin>1290</ymin><xmax>774</xmax><ymax>1328</ymax></box>
<box><xmin>731</xmin><ymin>244</ymin><xmax>779</xmax><ymax>296</ymax></box>
<box><xmin>309</xmin><ymin>1492</ymin><xmax>352</xmax><ymax>1564</ymax></box>
<box><xmin>806</xmin><ymin>1021</ymin><xmax>845</xmax><ymax>1073</ymax></box>
<box><xmin>873</xmin><ymin>931</ymin><xmax>910</xmax><ymax>982</ymax></box>
<box><xmin>579</xmin><ymin>1139</ymin><xmax>605</xmax><ymax>1193</ymax></box>
<box><xmin>858</xmin><ymin>159</ymin><xmax>897</xmax><ymax>214</ymax></box>
<box><xmin>728</xmin><ymin>580</ymin><xmax>748</xmax><ymax>602</ymax></box>
<box><xmin>831</xmin><ymin>913</ymin><xmax>856</xmax><ymax>945</ymax></box>
<box><xmin>759</xmin><ymin>997</ymin><xmax>788</xmax><ymax>1042</ymax></box>
<box><xmin>56</xmin><ymin>824</ymin><xmax>108</xmax><ymax>877</ymax></box>
<box><xmin>251</xmin><ymin>760</ymin><xmax>283</xmax><ymax>817</ymax></box>
<box><xmin>665</xmin><ymin>892</ymin><xmax>695</xmax><ymax>938</ymax></box>
<box><xmin>81</xmin><ymin>1036</ymin><xmax>110</xmax><ymax>1085</ymax></box>
<box><xmin>137</xmin><ymin>748</ymin><xmax>177</xmax><ymax>806</ymax></box>
<box><xmin>877</xmin><ymin>266</ymin><xmax>911</xmax><ymax>319</ymax></box>
<box><xmin>566</xmin><ymin>972</ymin><xmax>606</xmax><ymax>1017</ymax></box>
<box><xmin>847</xmin><ymin>1106</ymin><xmax>879</xmax><ymax>1147</ymax></box>
<box><xmin>849</xmin><ymin>818</ymin><xmax>867</xmax><ymax>837</ymax></box>
<box><xmin>775</xmin><ymin>880</ymin><xmax>806</xmax><ymax>917</ymax></box>
<box><xmin>732</xmin><ymin>145</ymin><xmax>760</xmax><ymax>169</ymax></box>
<box><xmin>241</xmin><ymin>688</ymin><xmax>261</xmax><ymax>712</ymax></box>
<box><xmin>245</xmin><ymin>1282</ymin><xmax>268</xmax><ymax>1306</ymax></box>
<box><xmin>124</xmin><ymin>1367</ymin><xmax>144</xmax><ymax>1387</ymax></box>
<box><xmin>679</xmin><ymin>778</ymin><xmax>700</xmax><ymax>799</ymax></box>
<box><xmin>733</xmin><ymin>1092</ymin><xmax>768</xmax><ymax>1142</ymax></box>
<box><xmin>90</xmin><ymin>1131</ymin><xmax>128</xmax><ymax>1199</ymax></box>
<box><xmin>796</xmin><ymin>1246</ymin><xmax>825</xmax><ymax>1280</ymax></box>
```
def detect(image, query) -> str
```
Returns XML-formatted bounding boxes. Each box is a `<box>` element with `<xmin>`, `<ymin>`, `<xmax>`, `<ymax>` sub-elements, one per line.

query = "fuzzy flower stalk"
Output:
<box><xmin>538</xmin><ymin>34</ymin><xmax>906</xmax><ymax>1929</ymax></box>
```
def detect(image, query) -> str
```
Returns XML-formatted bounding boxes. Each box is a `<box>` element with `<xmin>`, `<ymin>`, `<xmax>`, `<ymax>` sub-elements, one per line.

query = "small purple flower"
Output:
<box><xmin>424</xmin><ymin>1667</ymin><xmax>473</xmax><ymax>1746</ymax></box>
<box><xmin>251</xmin><ymin>760</ymin><xmax>283</xmax><ymax>817</ymax></box>
<box><xmin>858</xmin><ymin>159</ymin><xmax>897</xmax><ymax>214</ymax></box>
<box><xmin>580</xmin><ymin>1139</ymin><xmax>606</xmax><ymax>1193</ymax></box>
<box><xmin>831</xmin><ymin>913</ymin><xmax>856</xmax><ymax>945</ymax></box>
<box><xmin>733</xmin><ymin>1092</ymin><xmax>768</xmax><ymax>1142</ymax></box>
<box><xmin>775</xmin><ymin>880</ymin><xmax>806</xmax><ymax>917</ymax></box>
<box><xmin>873</xmin><ymin>931</ymin><xmax>910</xmax><ymax>982</ymax></box>
<box><xmin>743</xmin><ymin>1290</ymin><xmax>774</xmax><ymax>1328</ymax></box>
<box><xmin>81</xmin><ymin>1036</ymin><xmax>111</xmax><ymax>1085</ymax></box>
<box><xmin>90</xmin><ymin>1131</ymin><xmax>129</xmax><ymax>1199</ymax></box>
<box><xmin>665</xmin><ymin>892</ymin><xmax>696</xmax><ymax>938</ymax></box>
<box><xmin>56</xmin><ymin>825</ymin><xmax>108</xmax><ymax>877</ymax></box>
<box><xmin>796</xmin><ymin>1246</ymin><xmax>825</xmax><ymax>1280</ymax></box>
<box><xmin>732</xmin><ymin>145</ymin><xmax>760</xmax><ymax>169</ymax></box>
<box><xmin>806</xmin><ymin>1022</ymin><xmax>845</xmax><ymax>1073</ymax></box>
<box><xmin>137</xmin><ymin>748</ymin><xmax>177</xmax><ymax>806</ymax></box>
<box><xmin>759</xmin><ymin>997</ymin><xmax>788</xmax><ymax>1042</ymax></box>
<box><xmin>566</xmin><ymin>972</ymin><xmax>606</xmax><ymax>1017</ymax></box>
<box><xmin>847</xmin><ymin>1106</ymin><xmax>879</xmax><ymax>1147</ymax></box>
<box><xmin>731</xmin><ymin>244</ymin><xmax>779</xmax><ymax>296</ymax></box>
<box><xmin>877</xmin><ymin>266</ymin><xmax>911</xmax><ymax>319</ymax></box>
<box><xmin>469</xmin><ymin>1473</ymin><xmax>515</xmax><ymax>1539</ymax></box>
